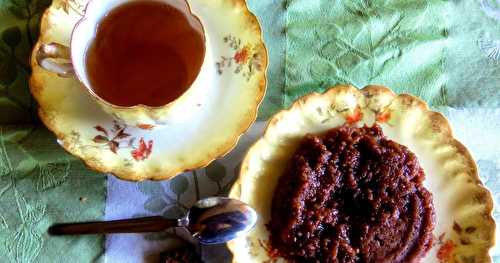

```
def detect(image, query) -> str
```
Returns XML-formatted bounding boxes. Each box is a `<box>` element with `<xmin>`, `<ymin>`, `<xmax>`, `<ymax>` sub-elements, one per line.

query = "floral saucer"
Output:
<box><xmin>30</xmin><ymin>0</ymin><xmax>267</xmax><ymax>181</ymax></box>
<box><xmin>229</xmin><ymin>85</ymin><xmax>495</xmax><ymax>262</ymax></box>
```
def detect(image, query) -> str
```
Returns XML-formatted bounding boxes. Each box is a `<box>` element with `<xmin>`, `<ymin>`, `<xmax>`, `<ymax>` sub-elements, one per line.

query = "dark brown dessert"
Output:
<box><xmin>267</xmin><ymin>124</ymin><xmax>435</xmax><ymax>263</ymax></box>
<box><xmin>160</xmin><ymin>246</ymin><xmax>203</xmax><ymax>263</ymax></box>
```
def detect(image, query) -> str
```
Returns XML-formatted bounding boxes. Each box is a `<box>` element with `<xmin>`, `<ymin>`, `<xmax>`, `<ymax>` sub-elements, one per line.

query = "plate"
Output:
<box><xmin>229</xmin><ymin>85</ymin><xmax>495</xmax><ymax>262</ymax></box>
<box><xmin>30</xmin><ymin>0</ymin><xmax>267</xmax><ymax>181</ymax></box>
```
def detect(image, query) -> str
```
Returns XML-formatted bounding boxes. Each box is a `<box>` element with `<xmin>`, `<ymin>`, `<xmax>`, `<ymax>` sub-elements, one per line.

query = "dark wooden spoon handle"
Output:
<box><xmin>48</xmin><ymin>216</ymin><xmax>178</xmax><ymax>235</ymax></box>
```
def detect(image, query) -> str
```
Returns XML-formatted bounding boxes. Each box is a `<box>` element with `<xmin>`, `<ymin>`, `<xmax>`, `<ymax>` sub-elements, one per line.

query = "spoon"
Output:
<box><xmin>48</xmin><ymin>197</ymin><xmax>257</xmax><ymax>245</ymax></box>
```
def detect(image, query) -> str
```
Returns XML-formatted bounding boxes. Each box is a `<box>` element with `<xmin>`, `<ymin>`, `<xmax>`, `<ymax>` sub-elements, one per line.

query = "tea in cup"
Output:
<box><xmin>36</xmin><ymin>0</ymin><xmax>209</xmax><ymax>127</ymax></box>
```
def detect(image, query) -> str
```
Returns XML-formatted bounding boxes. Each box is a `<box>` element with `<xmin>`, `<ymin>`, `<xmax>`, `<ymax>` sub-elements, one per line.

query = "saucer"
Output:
<box><xmin>30</xmin><ymin>0</ymin><xmax>267</xmax><ymax>181</ymax></box>
<box><xmin>229</xmin><ymin>85</ymin><xmax>495</xmax><ymax>262</ymax></box>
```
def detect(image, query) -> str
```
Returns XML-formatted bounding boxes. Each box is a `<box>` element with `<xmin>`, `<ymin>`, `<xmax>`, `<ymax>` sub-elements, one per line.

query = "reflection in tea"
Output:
<box><xmin>86</xmin><ymin>0</ymin><xmax>205</xmax><ymax>107</ymax></box>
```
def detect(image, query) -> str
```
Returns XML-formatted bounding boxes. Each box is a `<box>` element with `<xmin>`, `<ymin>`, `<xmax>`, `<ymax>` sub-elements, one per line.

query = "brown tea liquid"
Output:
<box><xmin>86</xmin><ymin>0</ymin><xmax>205</xmax><ymax>107</ymax></box>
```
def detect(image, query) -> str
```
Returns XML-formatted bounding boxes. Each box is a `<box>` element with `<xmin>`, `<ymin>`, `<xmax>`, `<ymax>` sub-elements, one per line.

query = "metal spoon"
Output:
<box><xmin>48</xmin><ymin>197</ymin><xmax>257</xmax><ymax>245</ymax></box>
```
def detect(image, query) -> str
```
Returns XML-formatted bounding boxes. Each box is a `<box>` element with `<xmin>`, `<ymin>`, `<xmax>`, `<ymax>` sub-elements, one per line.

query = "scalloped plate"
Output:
<box><xmin>30</xmin><ymin>0</ymin><xmax>267</xmax><ymax>181</ymax></box>
<box><xmin>229</xmin><ymin>85</ymin><xmax>495</xmax><ymax>263</ymax></box>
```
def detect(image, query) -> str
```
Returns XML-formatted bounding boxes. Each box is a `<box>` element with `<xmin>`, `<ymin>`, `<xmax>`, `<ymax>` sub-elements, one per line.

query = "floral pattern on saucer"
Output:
<box><xmin>216</xmin><ymin>35</ymin><xmax>264</xmax><ymax>81</ymax></box>
<box><xmin>91</xmin><ymin>121</ymin><xmax>153</xmax><ymax>161</ymax></box>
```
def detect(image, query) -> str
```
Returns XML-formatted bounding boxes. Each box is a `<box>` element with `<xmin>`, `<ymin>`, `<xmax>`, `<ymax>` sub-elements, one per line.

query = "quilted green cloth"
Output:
<box><xmin>256</xmin><ymin>0</ymin><xmax>500</xmax><ymax>120</ymax></box>
<box><xmin>0</xmin><ymin>0</ymin><xmax>105</xmax><ymax>262</ymax></box>
<box><xmin>1</xmin><ymin>0</ymin><xmax>500</xmax><ymax>262</ymax></box>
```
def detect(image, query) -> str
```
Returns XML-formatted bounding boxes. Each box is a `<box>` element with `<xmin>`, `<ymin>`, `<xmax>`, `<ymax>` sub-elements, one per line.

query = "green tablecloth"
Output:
<box><xmin>1</xmin><ymin>0</ymin><xmax>500</xmax><ymax>262</ymax></box>
<box><xmin>0</xmin><ymin>0</ymin><xmax>105</xmax><ymax>261</ymax></box>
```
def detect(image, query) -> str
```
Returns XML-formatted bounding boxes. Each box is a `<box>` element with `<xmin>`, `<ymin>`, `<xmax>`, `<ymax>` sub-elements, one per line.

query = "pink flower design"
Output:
<box><xmin>234</xmin><ymin>45</ymin><xmax>250</xmax><ymax>64</ymax></box>
<box><xmin>131</xmin><ymin>138</ymin><xmax>153</xmax><ymax>161</ymax></box>
<box><xmin>92</xmin><ymin>121</ymin><xmax>154</xmax><ymax>161</ymax></box>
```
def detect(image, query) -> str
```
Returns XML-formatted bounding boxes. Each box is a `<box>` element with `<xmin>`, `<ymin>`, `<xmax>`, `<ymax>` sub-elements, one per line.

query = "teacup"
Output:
<box><xmin>36</xmin><ymin>0</ymin><xmax>211</xmax><ymax>127</ymax></box>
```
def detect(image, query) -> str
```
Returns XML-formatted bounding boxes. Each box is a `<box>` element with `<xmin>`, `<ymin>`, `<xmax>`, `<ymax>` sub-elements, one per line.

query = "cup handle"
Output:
<box><xmin>35</xmin><ymin>42</ymin><xmax>74</xmax><ymax>77</ymax></box>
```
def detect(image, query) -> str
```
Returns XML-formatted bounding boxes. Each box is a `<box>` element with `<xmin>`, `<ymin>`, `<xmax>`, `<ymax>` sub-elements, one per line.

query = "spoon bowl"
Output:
<box><xmin>185</xmin><ymin>197</ymin><xmax>257</xmax><ymax>244</ymax></box>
